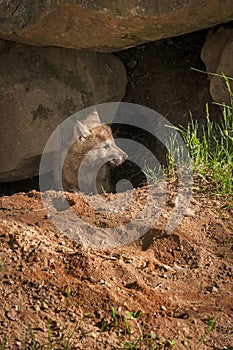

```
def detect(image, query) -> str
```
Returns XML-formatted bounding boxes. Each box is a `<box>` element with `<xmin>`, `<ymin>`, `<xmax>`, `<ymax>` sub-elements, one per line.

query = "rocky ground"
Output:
<box><xmin>0</xmin><ymin>30</ymin><xmax>232</xmax><ymax>349</ymax></box>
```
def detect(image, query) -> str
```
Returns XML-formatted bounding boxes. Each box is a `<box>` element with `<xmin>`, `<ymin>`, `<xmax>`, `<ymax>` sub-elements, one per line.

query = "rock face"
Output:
<box><xmin>0</xmin><ymin>1</ymin><xmax>233</xmax><ymax>52</ymax></box>
<box><xmin>0</xmin><ymin>40</ymin><xmax>127</xmax><ymax>182</ymax></box>
<box><xmin>201</xmin><ymin>27</ymin><xmax>233</xmax><ymax>105</ymax></box>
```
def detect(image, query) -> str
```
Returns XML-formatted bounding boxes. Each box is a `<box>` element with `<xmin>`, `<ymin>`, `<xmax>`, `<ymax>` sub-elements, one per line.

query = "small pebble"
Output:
<box><xmin>185</xmin><ymin>208</ymin><xmax>195</xmax><ymax>217</ymax></box>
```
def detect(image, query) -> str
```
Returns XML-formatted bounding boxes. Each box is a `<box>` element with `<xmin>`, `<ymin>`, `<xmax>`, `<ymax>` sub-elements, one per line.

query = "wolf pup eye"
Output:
<box><xmin>103</xmin><ymin>142</ymin><xmax>111</xmax><ymax>149</ymax></box>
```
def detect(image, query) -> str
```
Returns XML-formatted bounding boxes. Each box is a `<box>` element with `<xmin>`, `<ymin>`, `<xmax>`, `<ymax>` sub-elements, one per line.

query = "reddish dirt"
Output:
<box><xmin>0</xmin><ymin>183</ymin><xmax>232</xmax><ymax>349</ymax></box>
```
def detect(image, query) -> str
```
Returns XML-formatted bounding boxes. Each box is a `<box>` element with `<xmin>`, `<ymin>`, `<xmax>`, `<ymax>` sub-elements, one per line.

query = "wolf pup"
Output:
<box><xmin>61</xmin><ymin>110</ymin><xmax>127</xmax><ymax>194</ymax></box>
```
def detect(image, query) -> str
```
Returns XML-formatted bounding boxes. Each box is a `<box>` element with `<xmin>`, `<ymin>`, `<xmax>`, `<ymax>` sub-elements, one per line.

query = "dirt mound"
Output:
<box><xmin>0</xmin><ymin>187</ymin><xmax>232</xmax><ymax>349</ymax></box>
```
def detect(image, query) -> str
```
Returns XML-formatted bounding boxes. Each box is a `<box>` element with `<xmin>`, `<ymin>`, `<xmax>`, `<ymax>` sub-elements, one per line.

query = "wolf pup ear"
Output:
<box><xmin>84</xmin><ymin>109</ymin><xmax>101</xmax><ymax>127</ymax></box>
<box><xmin>74</xmin><ymin>121</ymin><xmax>91</xmax><ymax>140</ymax></box>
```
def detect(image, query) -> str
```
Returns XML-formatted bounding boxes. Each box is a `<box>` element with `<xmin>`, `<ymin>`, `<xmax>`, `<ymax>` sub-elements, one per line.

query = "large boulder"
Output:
<box><xmin>0</xmin><ymin>1</ymin><xmax>233</xmax><ymax>52</ymax></box>
<box><xmin>201</xmin><ymin>27</ymin><xmax>233</xmax><ymax>105</ymax></box>
<box><xmin>0</xmin><ymin>40</ymin><xmax>127</xmax><ymax>182</ymax></box>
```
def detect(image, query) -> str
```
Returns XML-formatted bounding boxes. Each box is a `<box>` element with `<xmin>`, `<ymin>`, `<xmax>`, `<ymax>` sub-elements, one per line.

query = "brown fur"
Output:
<box><xmin>62</xmin><ymin>111</ymin><xmax>127</xmax><ymax>193</ymax></box>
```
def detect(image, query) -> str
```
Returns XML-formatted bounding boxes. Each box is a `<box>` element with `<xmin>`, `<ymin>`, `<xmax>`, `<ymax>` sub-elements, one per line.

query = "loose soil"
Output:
<box><xmin>0</xmin><ymin>185</ymin><xmax>232</xmax><ymax>349</ymax></box>
<box><xmin>0</xmin><ymin>30</ymin><xmax>232</xmax><ymax>349</ymax></box>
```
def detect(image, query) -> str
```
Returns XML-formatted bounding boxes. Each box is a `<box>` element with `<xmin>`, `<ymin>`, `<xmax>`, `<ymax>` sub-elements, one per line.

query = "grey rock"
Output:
<box><xmin>0</xmin><ymin>40</ymin><xmax>127</xmax><ymax>181</ymax></box>
<box><xmin>0</xmin><ymin>1</ymin><xmax>233</xmax><ymax>52</ymax></box>
<box><xmin>201</xmin><ymin>27</ymin><xmax>233</xmax><ymax>105</ymax></box>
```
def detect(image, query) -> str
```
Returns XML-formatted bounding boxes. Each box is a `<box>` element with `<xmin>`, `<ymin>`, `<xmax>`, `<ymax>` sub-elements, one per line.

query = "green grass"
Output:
<box><xmin>178</xmin><ymin>100</ymin><xmax>232</xmax><ymax>199</ymax></box>
<box><xmin>1</xmin><ymin>335</ymin><xmax>7</xmax><ymax>350</ymax></box>
<box><xmin>0</xmin><ymin>307</ymin><xmax>177</xmax><ymax>350</ymax></box>
<box><xmin>104</xmin><ymin>306</ymin><xmax>177</xmax><ymax>350</ymax></box>
<box><xmin>1</xmin><ymin>300</ymin><xmax>221</xmax><ymax>350</ymax></box>
<box><xmin>148</xmin><ymin>76</ymin><xmax>233</xmax><ymax>202</ymax></box>
<box><xmin>195</xmin><ymin>316</ymin><xmax>216</xmax><ymax>350</ymax></box>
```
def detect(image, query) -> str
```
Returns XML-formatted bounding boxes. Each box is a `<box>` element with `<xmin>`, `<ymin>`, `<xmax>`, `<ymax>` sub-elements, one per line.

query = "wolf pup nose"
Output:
<box><xmin>61</xmin><ymin>110</ymin><xmax>127</xmax><ymax>193</ymax></box>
